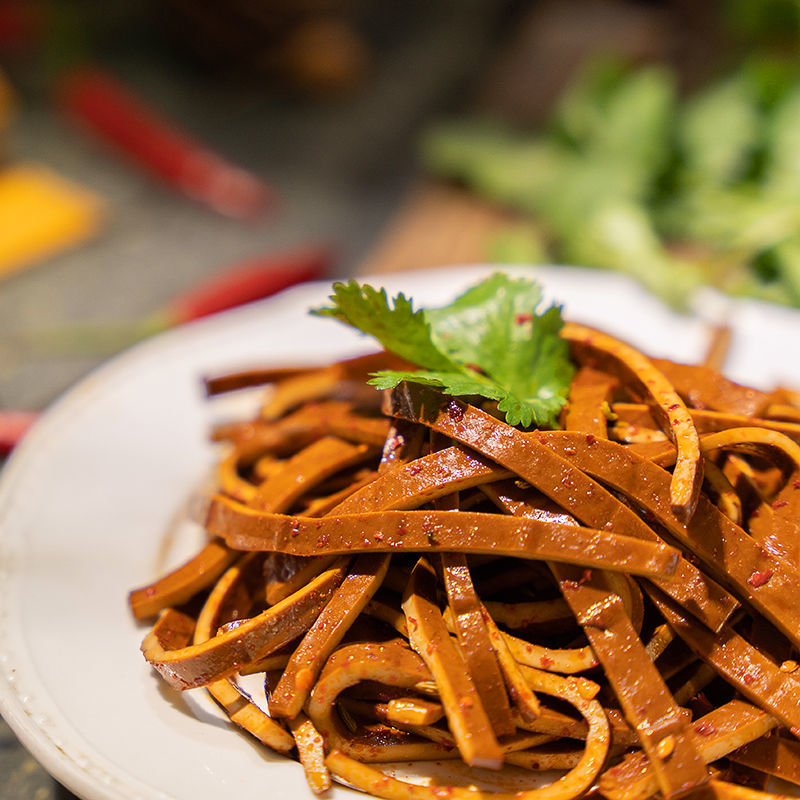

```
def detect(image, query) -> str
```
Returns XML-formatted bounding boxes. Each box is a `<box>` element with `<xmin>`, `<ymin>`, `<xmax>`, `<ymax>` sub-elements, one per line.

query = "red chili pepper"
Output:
<box><xmin>55</xmin><ymin>66</ymin><xmax>274</xmax><ymax>220</ymax></box>
<box><xmin>164</xmin><ymin>243</ymin><xmax>332</xmax><ymax>325</ymax></box>
<box><xmin>0</xmin><ymin>410</ymin><xmax>38</xmax><ymax>456</ymax></box>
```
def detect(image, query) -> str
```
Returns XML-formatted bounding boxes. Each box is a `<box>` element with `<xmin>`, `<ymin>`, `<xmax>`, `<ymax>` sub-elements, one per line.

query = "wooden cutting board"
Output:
<box><xmin>358</xmin><ymin>180</ymin><xmax>518</xmax><ymax>275</ymax></box>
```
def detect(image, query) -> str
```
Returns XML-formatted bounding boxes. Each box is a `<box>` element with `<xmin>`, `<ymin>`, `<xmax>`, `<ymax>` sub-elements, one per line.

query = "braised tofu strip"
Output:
<box><xmin>130</xmin><ymin>321</ymin><xmax>800</xmax><ymax>800</ymax></box>
<box><xmin>597</xmin><ymin>700</ymin><xmax>777</xmax><ymax>800</ymax></box>
<box><xmin>205</xmin><ymin>500</ymin><xmax>680</xmax><ymax>578</ymax></box>
<box><xmin>486</xmin><ymin>478</ymin><xmax>708</xmax><ymax>796</ymax></box>
<box><xmin>562</xmin><ymin>323</ymin><xmax>703</xmax><ymax>521</ymax></box>
<box><xmin>386</xmin><ymin>383</ymin><xmax>737</xmax><ymax>633</ymax></box>
<box><xmin>439</xmin><ymin>552</ymin><xmax>517</xmax><ymax>737</ymax></box>
<box><xmin>562</xmin><ymin>367</ymin><xmax>618</xmax><ymax>440</ymax></box>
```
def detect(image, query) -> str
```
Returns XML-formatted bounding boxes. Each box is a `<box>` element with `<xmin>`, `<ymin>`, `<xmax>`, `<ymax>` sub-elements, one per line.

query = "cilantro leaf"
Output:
<box><xmin>368</xmin><ymin>369</ymin><xmax>504</xmax><ymax>399</ymax></box>
<box><xmin>494</xmin><ymin>303</ymin><xmax>575</xmax><ymax>427</ymax></box>
<box><xmin>426</xmin><ymin>272</ymin><xmax>545</xmax><ymax>365</ymax></box>
<box><xmin>428</xmin><ymin>274</ymin><xmax>573</xmax><ymax>427</ymax></box>
<box><xmin>311</xmin><ymin>273</ymin><xmax>575</xmax><ymax>428</ymax></box>
<box><xmin>311</xmin><ymin>281</ymin><xmax>455</xmax><ymax>372</ymax></box>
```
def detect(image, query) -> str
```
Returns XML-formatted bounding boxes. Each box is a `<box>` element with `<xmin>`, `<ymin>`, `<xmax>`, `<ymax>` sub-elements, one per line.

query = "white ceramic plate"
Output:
<box><xmin>1</xmin><ymin>264</ymin><xmax>800</xmax><ymax>800</ymax></box>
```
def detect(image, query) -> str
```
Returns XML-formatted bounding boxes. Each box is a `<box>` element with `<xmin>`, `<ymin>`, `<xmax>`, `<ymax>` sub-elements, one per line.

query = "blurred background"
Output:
<box><xmin>2</xmin><ymin>1</ymin><xmax>800</xmax><ymax>796</ymax></box>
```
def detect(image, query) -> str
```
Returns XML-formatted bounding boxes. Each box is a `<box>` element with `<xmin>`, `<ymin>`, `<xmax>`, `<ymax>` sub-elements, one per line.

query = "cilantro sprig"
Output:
<box><xmin>311</xmin><ymin>273</ymin><xmax>575</xmax><ymax>428</ymax></box>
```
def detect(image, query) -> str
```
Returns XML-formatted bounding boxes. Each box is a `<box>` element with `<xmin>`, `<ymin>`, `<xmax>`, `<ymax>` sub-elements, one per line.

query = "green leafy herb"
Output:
<box><xmin>311</xmin><ymin>273</ymin><xmax>574</xmax><ymax>428</ymax></box>
<box><xmin>419</xmin><ymin>54</ymin><xmax>800</xmax><ymax>311</ymax></box>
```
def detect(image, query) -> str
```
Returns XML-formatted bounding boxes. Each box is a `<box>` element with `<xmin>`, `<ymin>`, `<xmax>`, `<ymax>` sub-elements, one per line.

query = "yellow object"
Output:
<box><xmin>0</xmin><ymin>163</ymin><xmax>103</xmax><ymax>279</ymax></box>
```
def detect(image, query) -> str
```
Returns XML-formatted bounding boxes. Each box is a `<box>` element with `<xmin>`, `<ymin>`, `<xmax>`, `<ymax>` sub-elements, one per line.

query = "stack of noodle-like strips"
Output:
<box><xmin>130</xmin><ymin>332</ymin><xmax>800</xmax><ymax>800</ymax></box>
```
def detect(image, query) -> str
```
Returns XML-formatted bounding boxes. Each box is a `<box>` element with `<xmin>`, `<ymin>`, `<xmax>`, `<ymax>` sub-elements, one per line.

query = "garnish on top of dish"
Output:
<box><xmin>130</xmin><ymin>272</ymin><xmax>800</xmax><ymax>800</ymax></box>
<box><xmin>310</xmin><ymin>273</ymin><xmax>574</xmax><ymax>430</ymax></box>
